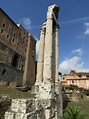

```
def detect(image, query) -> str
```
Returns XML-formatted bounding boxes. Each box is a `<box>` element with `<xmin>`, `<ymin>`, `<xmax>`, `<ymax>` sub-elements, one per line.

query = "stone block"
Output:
<box><xmin>15</xmin><ymin>112</ymin><xmax>25</xmax><ymax>119</ymax></box>
<box><xmin>11</xmin><ymin>99</ymin><xmax>35</xmax><ymax>113</ymax></box>
<box><xmin>24</xmin><ymin>113</ymin><xmax>37</xmax><ymax>119</ymax></box>
<box><xmin>5</xmin><ymin>112</ymin><xmax>15</xmax><ymax>119</ymax></box>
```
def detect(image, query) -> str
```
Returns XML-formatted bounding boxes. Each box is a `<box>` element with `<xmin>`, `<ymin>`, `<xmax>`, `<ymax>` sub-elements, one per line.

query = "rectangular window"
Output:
<box><xmin>72</xmin><ymin>80</ymin><xmax>74</xmax><ymax>83</ymax></box>
<box><xmin>2</xmin><ymin>69</ymin><xmax>6</xmax><ymax>75</ymax></box>
<box><xmin>13</xmin><ymin>33</ymin><xmax>15</xmax><ymax>37</ymax></box>
<box><xmin>0</xmin><ymin>28</ymin><xmax>3</xmax><ymax>34</ymax></box>
<box><xmin>6</xmin><ymin>34</ymin><xmax>10</xmax><ymax>39</ymax></box>
<box><xmin>8</xmin><ymin>28</ymin><xmax>11</xmax><ymax>33</ymax></box>
<box><xmin>11</xmin><ymin>38</ymin><xmax>14</xmax><ymax>42</ymax></box>
<box><xmin>2</xmin><ymin>23</ymin><xmax>5</xmax><ymax>28</ymax></box>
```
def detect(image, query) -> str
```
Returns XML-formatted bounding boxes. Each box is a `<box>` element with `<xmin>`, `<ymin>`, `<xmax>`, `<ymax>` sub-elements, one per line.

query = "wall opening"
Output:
<box><xmin>12</xmin><ymin>54</ymin><xmax>19</xmax><ymax>67</ymax></box>
<box><xmin>2</xmin><ymin>69</ymin><xmax>6</xmax><ymax>75</ymax></box>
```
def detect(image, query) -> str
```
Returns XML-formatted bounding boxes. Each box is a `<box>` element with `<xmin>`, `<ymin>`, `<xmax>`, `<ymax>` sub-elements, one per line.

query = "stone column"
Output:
<box><xmin>36</xmin><ymin>28</ymin><xmax>45</xmax><ymax>85</ymax></box>
<box><xmin>43</xmin><ymin>11</ymin><xmax>53</xmax><ymax>83</ymax></box>
<box><xmin>55</xmin><ymin>26</ymin><xmax>59</xmax><ymax>82</ymax></box>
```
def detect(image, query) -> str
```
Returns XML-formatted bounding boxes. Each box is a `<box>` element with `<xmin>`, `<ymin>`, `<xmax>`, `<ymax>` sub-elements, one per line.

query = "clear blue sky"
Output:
<box><xmin>0</xmin><ymin>0</ymin><xmax>89</xmax><ymax>74</ymax></box>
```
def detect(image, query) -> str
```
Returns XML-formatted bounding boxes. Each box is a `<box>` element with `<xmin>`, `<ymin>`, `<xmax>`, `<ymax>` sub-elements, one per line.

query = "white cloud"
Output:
<box><xmin>19</xmin><ymin>18</ymin><xmax>31</xmax><ymax>30</ymax></box>
<box><xmin>71</xmin><ymin>48</ymin><xmax>83</xmax><ymax>56</ymax></box>
<box><xmin>59</xmin><ymin>56</ymin><xmax>83</xmax><ymax>74</ymax></box>
<box><xmin>84</xmin><ymin>22</ymin><xmax>89</xmax><ymax>35</ymax></box>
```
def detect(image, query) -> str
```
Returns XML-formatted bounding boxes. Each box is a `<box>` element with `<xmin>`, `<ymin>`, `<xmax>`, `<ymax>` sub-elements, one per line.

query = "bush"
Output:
<box><xmin>62</xmin><ymin>106</ymin><xmax>85</xmax><ymax>119</ymax></box>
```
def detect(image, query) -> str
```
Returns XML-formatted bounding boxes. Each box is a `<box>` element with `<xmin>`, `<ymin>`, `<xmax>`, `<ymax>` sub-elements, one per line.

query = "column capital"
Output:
<box><xmin>40</xmin><ymin>28</ymin><xmax>45</xmax><ymax>35</ymax></box>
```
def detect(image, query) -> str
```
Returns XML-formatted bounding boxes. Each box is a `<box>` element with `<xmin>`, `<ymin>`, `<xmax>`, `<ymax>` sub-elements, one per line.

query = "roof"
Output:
<box><xmin>70</xmin><ymin>70</ymin><xmax>89</xmax><ymax>76</ymax></box>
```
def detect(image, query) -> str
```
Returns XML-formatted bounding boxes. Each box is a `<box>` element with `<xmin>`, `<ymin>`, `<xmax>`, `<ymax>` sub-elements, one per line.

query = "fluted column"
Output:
<box><xmin>43</xmin><ymin>11</ymin><xmax>53</xmax><ymax>83</ymax></box>
<box><xmin>36</xmin><ymin>28</ymin><xmax>45</xmax><ymax>85</ymax></box>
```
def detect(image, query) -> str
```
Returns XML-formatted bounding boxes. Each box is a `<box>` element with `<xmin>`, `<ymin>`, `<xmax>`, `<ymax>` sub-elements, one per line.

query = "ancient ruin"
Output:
<box><xmin>35</xmin><ymin>4</ymin><xmax>62</xmax><ymax>119</ymax></box>
<box><xmin>4</xmin><ymin>4</ymin><xmax>62</xmax><ymax>119</ymax></box>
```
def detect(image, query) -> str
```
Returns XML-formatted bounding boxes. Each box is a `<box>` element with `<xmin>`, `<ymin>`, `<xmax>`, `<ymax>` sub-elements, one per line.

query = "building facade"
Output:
<box><xmin>61</xmin><ymin>70</ymin><xmax>89</xmax><ymax>90</ymax></box>
<box><xmin>0</xmin><ymin>8</ymin><xmax>36</xmax><ymax>86</ymax></box>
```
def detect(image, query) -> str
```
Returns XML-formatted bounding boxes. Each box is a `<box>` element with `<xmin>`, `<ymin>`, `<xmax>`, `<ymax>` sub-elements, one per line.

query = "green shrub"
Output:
<box><xmin>63</xmin><ymin>106</ymin><xmax>85</xmax><ymax>119</ymax></box>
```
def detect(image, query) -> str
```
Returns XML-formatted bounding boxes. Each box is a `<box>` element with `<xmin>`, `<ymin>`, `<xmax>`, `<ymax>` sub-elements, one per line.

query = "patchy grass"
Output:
<box><xmin>0</xmin><ymin>85</ymin><xmax>34</xmax><ymax>100</ymax></box>
<box><xmin>66</xmin><ymin>100</ymin><xmax>89</xmax><ymax>119</ymax></box>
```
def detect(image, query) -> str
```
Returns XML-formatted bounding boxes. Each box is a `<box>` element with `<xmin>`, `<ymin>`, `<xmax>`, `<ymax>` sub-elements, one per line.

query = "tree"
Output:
<box><xmin>63</xmin><ymin>106</ymin><xmax>85</xmax><ymax>119</ymax></box>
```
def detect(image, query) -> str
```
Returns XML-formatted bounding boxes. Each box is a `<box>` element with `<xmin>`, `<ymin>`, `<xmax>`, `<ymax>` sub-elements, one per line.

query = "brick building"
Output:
<box><xmin>0</xmin><ymin>8</ymin><xmax>36</xmax><ymax>86</ymax></box>
<box><xmin>61</xmin><ymin>70</ymin><xmax>89</xmax><ymax>90</ymax></box>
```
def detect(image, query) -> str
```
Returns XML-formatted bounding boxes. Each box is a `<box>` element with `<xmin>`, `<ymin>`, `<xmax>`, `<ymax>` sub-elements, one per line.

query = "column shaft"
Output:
<box><xmin>43</xmin><ymin>17</ymin><xmax>53</xmax><ymax>82</ymax></box>
<box><xmin>36</xmin><ymin>28</ymin><xmax>45</xmax><ymax>84</ymax></box>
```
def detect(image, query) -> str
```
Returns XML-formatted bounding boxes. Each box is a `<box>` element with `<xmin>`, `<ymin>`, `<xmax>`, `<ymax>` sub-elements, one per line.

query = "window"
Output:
<box><xmin>8</xmin><ymin>28</ymin><xmax>11</xmax><ymax>33</ymax></box>
<box><xmin>2</xmin><ymin>23</ymin><xmax>5</xmax><ymax>28</ymax></box>
<box><xmin>0</xmin><ymin>29</ymin><xmax>3</xmax><ymax>34</ymax></box>
<box><xmin>12</xmin><ymin>39</ymin><xmax>14</xmax><ymax>42</ymax></box>
<box><xmin>72</xmin><ymin>80</ymin><xmax>74</xmax><ymax>83</ymax></box>
<box><xmin>13</xmin><ymin>33</ymin><xmax>15</xmax><ymax>37</ymax></box>
<box><xmin>12</xmin><ymin>54</ymin><xmax>19</xmax><ymax>67</ymax></box>
<box><xmin>63</xmin><ymin>77</ymin><xmax>65</xmax><ymax>80</ymax></box>
<box><xmin>2</xmin><ymin>69</ymin><xmax>6</xmax><ymax>75</ymax></box>
<box><xmin>6</xmin><ymin>34</ymin><xmax>10</xmax><ymax>39</ymax></box>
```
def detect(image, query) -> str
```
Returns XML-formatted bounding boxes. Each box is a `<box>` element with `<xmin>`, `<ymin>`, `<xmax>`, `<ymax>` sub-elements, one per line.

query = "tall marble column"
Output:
<box><xmin>43</xmin><ymin>10</ymin><xmax>53</xmax><ymax>83</ymax></box>
<box><xmin>36</xmin><ymin>27</ymin><xmax>45</xmax><ymax>85</ymax></box>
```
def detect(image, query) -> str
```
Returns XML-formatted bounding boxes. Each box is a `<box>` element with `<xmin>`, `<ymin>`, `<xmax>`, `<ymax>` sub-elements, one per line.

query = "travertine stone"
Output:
<box><xmin>43</xmin><ymin>13</ymin><xmax>53</xmax><ymax>82</ymax></box>
<box><xmin>36</xmin><ymin>26</ymin><xmax>45</xmax><ymax>85</ymax></box>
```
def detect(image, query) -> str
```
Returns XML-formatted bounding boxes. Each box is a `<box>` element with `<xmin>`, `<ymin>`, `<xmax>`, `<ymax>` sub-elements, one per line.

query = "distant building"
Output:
<box><xmin>0</xmin><ymin>8</ymin><xmax>36</xmax><ymax>86</ymax></box>
<box><xmin>61</xmin><ymin>70</ymin><xmax>89</xmax><ymax>90</ymax></box>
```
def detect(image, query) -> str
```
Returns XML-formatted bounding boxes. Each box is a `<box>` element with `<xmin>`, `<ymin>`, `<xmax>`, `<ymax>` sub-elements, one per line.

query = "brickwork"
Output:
<box><xmin>0</xmin><ymin>8</ymin><xmax>36</xmax><ymax>86</ymax></box>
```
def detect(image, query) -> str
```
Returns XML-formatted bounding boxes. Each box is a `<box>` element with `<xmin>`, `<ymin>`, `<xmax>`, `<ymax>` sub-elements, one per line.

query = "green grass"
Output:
<box><xmin>66</xmin><ymin>100</ymin><xmax>89</xmax><ymax>119</ymax></box>
<box><xmin>0</xmin><ymin>85</ymin><xmax>34</xmax><ymax>100</ymax></box>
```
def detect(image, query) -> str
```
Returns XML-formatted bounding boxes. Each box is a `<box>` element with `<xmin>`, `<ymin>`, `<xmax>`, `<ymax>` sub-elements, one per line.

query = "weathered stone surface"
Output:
<box><xmin>5</xmin><ymin>112</ymin><xmax>15</xmax><ymax>119</ymax></box>
<box><xmin>11</xmin><ymin>99</ymin><xmax>35</xmax><ymax>113</ymax></box>
<box><xmin>4</xmin><ymin>4</ymin><xmax>62</xmax><ymax>119</ymax></box>
<box><xmin>0</xmin><ymin>62</ymin><xmax>23</xmax><ymax>86</ymax></box>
